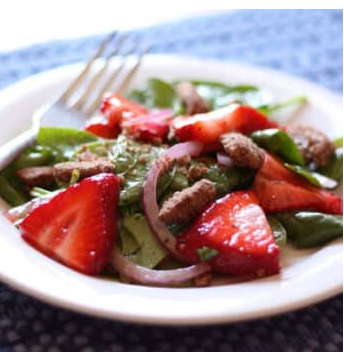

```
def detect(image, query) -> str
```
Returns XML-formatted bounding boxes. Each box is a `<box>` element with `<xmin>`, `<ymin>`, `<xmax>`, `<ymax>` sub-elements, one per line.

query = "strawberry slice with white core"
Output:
<box><xmin>20</xmin><ymin>173</ymin><xmax>120</xmax><ymax>275</ymax></box>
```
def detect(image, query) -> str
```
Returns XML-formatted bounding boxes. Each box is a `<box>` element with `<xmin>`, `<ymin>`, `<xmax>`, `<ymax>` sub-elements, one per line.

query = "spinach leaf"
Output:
<box><xmin>334</xmin><ymin>137</ymin><xmax>343</xmax><ymax>148</ymax></box>
<box><xmin>191</xmin><ymin>80</ymin><xmax>272</xmax><ymax>110</ymax></box>
<box><xmin>104</xmin><ymin>135</ymin><xmax>168</xmax><ymax>207</ymax></box>
<box><xmin>37</xmin><ymin>127</ymin><xmax>97</xmax><ymax>161</ymax></box>
<box><xmin>318</xmin><ymin>148</ymin><xmax>343</xmax><ymax>182</ymax></box>
<box><xmin>204</xmin><ymin>164</ymin><xmax>255</xmax><ymax>196</ymax></box>
<box><xmin>259</xmin><ymin>95</ymin><xmax>307</xmax><ymax>117</ymax></box>
<box><xmin>0</xmin><ymin>174</ymin><xmax>27</xmax><ymax>206</ymax></box>
<box><xmin>251</xmin><ymin>128</ymin><xmax>305</xmax><ymax>166</ymax></box>
<box><xmin>0</xmin><ymin>144</ymin><xmax>56</xmax><ymax>206</ymax></box>
<box><xmin>128</xmin><ymin>78</ymin><xmax>183</xmax><ymax>114</ymax></box>
<box><xmin>169</xmin><ymin>171</ymin><xmax>189</xmax><ymax>191</ymax></box>
<box><xmin>275</xmin><ymin>211</ymin><xmax>343</xmax><ymax>248</ymax></box>
<box><xmin>267</xmin><ymin>216</ymin><xmax>287</xmax><ymax>247</ymax></box>
<box><xmin>120</xmin><ymin>213</ymin><xmax>167</xmax><ymax>268</ymax></box>
<box><xmin>285</xmin><ymin>163</ymin><xmax>338</xmax><ymax>189</ymax></box>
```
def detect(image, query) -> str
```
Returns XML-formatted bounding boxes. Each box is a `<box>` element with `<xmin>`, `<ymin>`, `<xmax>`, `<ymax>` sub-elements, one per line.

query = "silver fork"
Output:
<box><xmin>0</xmin><ymin>32</ymin><xmax>148</xmax><ymax>171</ymax></box>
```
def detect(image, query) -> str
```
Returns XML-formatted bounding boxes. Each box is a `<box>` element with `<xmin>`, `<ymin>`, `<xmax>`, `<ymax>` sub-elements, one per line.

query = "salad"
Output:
<box><xmin>0</xmin><ymin>79</ymin><xmax>342</xmax><ymax>287</ymax></box>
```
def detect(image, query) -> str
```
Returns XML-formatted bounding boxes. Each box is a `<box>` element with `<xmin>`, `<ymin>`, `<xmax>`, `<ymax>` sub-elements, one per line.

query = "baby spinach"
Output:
<box><xmin>37</xmin><ymin>127</ymin><xmax>97</xmax><ymax>161</ymax></box>
<box><xmin>99</xmin><ymin>135</ymin><xmax>169</xmax><ymax>207</ymax></box>
<box><xmin>0</xmin><ymin>143</ymin><xmax>57</xmax><ymax>206</ymax></box>
<box><xmin>251</xmin><ymin>128</ymin><xmax>305</xmax><ymax>166</ymax></box>
<box><xmin>259</xmin><ymin>95</ymin><xmax>307</xmax><ymax>117</ymax></box>
<box><xmin>119</xmin><ymin>213</ymin><xmax>167</xmax><ymax>268</ymax></box>
<box><xmin>191</xmin><ymin>80</ymin><xmax>272</xmax><ymax>110</ymax></box>
<box><xmin>318</xmin><ymin>148</ymin><xmax>343</xmax><ymax>183</ymax></box>
<box><xmin>333</xmin><ymin>137</ymin><xmax>343</xmax><ymax>148</ymax></box>
<box><xmin>128</xmin><ymin>78</ymin><xmax>183</xmax><ymax>114</ymax></box>
<box><xmin>285</xmin><ymin>164</ymin><xmax>338</xmax><ymax>189</ymax></box>
<box><xmin>276</xmin><ymin>211</ymin><xmax>343</xmax><ymax>248</ymax></box>
<box><xmin>205</xmin><ymin>164</ymin><xmax>255</xmax><ymax>196</ymax></box>
<box><xmin>0</xmin><ymin>174</ymin><xmax>27</xmax><ymax>206</ymax></box>
<box><xmin>267</xmin><ymin>216</ymin><xmax>287</xmax><ymax>247</ymax></box>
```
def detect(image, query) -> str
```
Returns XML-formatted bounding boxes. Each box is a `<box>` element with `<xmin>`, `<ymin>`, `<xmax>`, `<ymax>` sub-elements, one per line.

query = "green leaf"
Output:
<box><xmin>188</xmin><ymin>157</ymin><xmax>255</xmax><ymax>197</ymax></box>
<box><xmin>267</xmin><ymin>216</ymin><xmax>287</xmax><ymax>247</ymax></box>
<box><xmin>37</xmin><ymin>127</ymin><xmax>97</xmax><ymax>161</ymax></box>
<box><xmin>251</xmin><ymin>128</ymin><xmax>305</xmax><ymax>166</ymax></box>
<box><xmin>285</xmin><ymin>163</ymin><xmax>337</xmax><ymax>189</ymax></box>
<box><xmin>197</xmin><ymin>247</ymin><xmax>219</xmax><ymax>261</ymax></box>
<box><xmin>77</xmin><ymin>135</ymin><xmax>168</xmax><ymax>208</ymax></box>
<box><xmin>0</xmin><ymin>174</ymin><xmax>27</xmax><ymax>206</ymax></box>
<box><xmin>259</xmin><ymin>96</ymin><xmax>308</xmax><ymax>125</ymax></box>
<box><xmin>275</xmin><ymin>211</ymin><xmax>343</xmax><ymax>248</ymax></box>
<box><xmin>128</xmin><ymin>78</ymin><xmax>183</xmax><ymax>114</ymax></box>
<box><xmin>191</xmin><ymin>80</ymin><xmax>272</xmax><ymax>110</ymax></box>
<box><xmin>0</xmin><ymin>143</ymin><xmax>57</xmax><ymax>206</ymax></box>
<box><xmin>334</xmin><ymin>137</ymin><xmax>343</xmax><ymax>148</ymax></box>
<box><xmin>169</xmin><ymin>171</ymin><xmax>189</xmax><ymax>191</ymax></box>
<box><xmin>14</xmin><ymin>145</ymin><xmax>54</xmax><ymax>169</ymax></box>
<box><xmin>108</xmin><ymin>136</ymin><xmax>168</xmax><ymax>207</ymax></box>
<box><xmin>259</xmin><ymin>96</ymin><xmax>308</xmax><ymax>116</ymax></box>
<box><xmin>318</xmin><ymin>148</ymin><xmax>343</xmax><ymax>182</ymax></box>
<box><xmin>120</xmin><ymin>213</ymin><xmax>167</xmax><ymax>268</ymax></box>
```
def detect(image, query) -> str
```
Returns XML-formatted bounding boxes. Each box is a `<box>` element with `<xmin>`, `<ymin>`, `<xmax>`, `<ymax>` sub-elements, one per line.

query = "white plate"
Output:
<box><xmin>0</xmin><ymin>55</ymin><xmax>342</xmax><ymax>326</ymax></box>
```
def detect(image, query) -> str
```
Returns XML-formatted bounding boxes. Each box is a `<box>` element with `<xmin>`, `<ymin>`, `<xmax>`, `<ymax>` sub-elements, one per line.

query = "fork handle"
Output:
<box><xmin>0</xmin><ymin>128</ymin><xmax>36</xmax><ymax>170</ymax></box>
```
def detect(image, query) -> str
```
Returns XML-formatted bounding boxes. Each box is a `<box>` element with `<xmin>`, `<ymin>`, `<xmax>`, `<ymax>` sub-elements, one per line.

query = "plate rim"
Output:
<box><xmin>0</xmin><ymin>54</ymin><xmax>342</xmax><ymax>326</ymax></box>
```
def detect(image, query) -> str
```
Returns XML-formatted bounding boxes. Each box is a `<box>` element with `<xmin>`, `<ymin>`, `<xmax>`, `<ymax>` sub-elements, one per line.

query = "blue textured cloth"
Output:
<box><xmin>0</xmin><ymin>9</ymin><xmax>343</xmax><ymax>352</ymax></box>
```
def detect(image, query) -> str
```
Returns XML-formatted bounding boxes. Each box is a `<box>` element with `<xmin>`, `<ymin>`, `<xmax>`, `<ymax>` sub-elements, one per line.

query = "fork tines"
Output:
<box><xmin>58</xmin><ymin>32</ymin><xmax>149</xmax><ymax>116</ymax></box>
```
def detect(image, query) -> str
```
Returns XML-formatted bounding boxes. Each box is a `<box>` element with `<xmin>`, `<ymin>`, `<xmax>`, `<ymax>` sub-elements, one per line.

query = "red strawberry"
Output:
<box><xmin>177</xmin><ymin>191</ymin><xmax>280</xmax><ymax>276</ymax></box>
<box><xmin>20</xmin><ymin>174</ymin><xmax>120</xmax><ymax>275</ymax></box>
<box><xmin>85</xmin><ymin>115</ymin><xmax>120</xmax><ymax>139</ymax></box>
<box><xmin>253</xmin><ymin>153</ymin><xmax>343</xmax><ymax>214</ymax></box>
<box><xmin>101</xmin><ymin>93</ymin><xmax>148</xmax><ymax>127</ymax></box>
<box><xmin>172</xmin><ymin>105</ymin><xmax>278</xmax><ymax>146</ymax></box>
<box><xmin>122</xmin><ymin>110</ymin><xmax>172</xmax><ymax>142</ymax></box>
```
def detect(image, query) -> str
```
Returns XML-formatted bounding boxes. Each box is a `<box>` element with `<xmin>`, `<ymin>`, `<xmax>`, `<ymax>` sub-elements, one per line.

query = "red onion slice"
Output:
<box><xmin>111</xmin><ymin>249</ymin><xmax>211</xmax><ymax>286</ymax></box>
<box><xmin>142</xmin><ymin>141</ymin><xmax>203</xmax><ymax>261</ymax></box>
<box><xmin>217</xmin><ymin>152</ymin><xmax>233</xmax><ymax>167</ymax></box>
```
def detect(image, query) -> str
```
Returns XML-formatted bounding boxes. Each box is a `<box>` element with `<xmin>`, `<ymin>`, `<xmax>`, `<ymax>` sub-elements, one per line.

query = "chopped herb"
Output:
<box><xmin>197</xmin><ymin>247</ymin><xmax>219</xmax><ymax>261</ymax></box>
<box><xmin>69</xmin><ymin>169</ymin><xmax>81</xmax><ymax>185</ymax></box>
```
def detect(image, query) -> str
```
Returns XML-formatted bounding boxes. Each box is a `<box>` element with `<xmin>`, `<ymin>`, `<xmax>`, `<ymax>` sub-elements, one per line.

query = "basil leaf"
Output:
<box><xmin>285</xmin><ymin>163</ymin><xmax>337</xmax><ymax>189</ymax></box>
<box><xmin>197</xmin><ymin>247</ymin><xmax>219</xmax><ymax>261</ymax></box>
<box><xmin>318</xmin><ymin>148</ymin><xmax>343</xmax><ymax>182</ymax></box>
<box><xmin>267</xmin><ymin>216</ymin><xmax>287</xmax><ymax>247</ymax></box>
<box><xmin>251</xmin><ymin>128</ymin><xmax>305</xmax><ymax>166</ymax></box>
<box><xmin>128</xmin><ymin>78</ymin><xmax>183</xmax><ymax>114</ymax></box>
<box><xmin>276</xmin><ymin>211</ymin><xmax>343</xmax><ymax>248</ymax></box>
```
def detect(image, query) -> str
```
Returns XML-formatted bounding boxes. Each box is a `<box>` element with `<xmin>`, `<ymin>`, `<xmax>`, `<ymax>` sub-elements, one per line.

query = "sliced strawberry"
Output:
<box><xmin>122</xmin><ymin>110</ymin><xmax>172</xmax><ymax>142</ymax></box>
<box><xmin>172</xmin><ymin>105</ymin><xmax>278</xmax><ymax>146</ymax></box>
<box><xmin>253</xmin><ymin>153</ymin><xmax>343</xmax><ymax>214</ymax></box>
<box><xmin>177</xmin><ymin>191</ymin><xmax>280</xmax><ymax>276</ymax></box>
<box><xmin>101</xmin><ymin>93</ymin><xmax>148</xmax><ymax>127</ymax></box>
<box><xmin>85</xmin><ymin>115</ymin><xmax>120</xmax><ymax>139</ymax></box>
<box><xmin>20</xmin><ymin>174</ymin><xmax>120</xmax><ymax>275</ymax></box>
